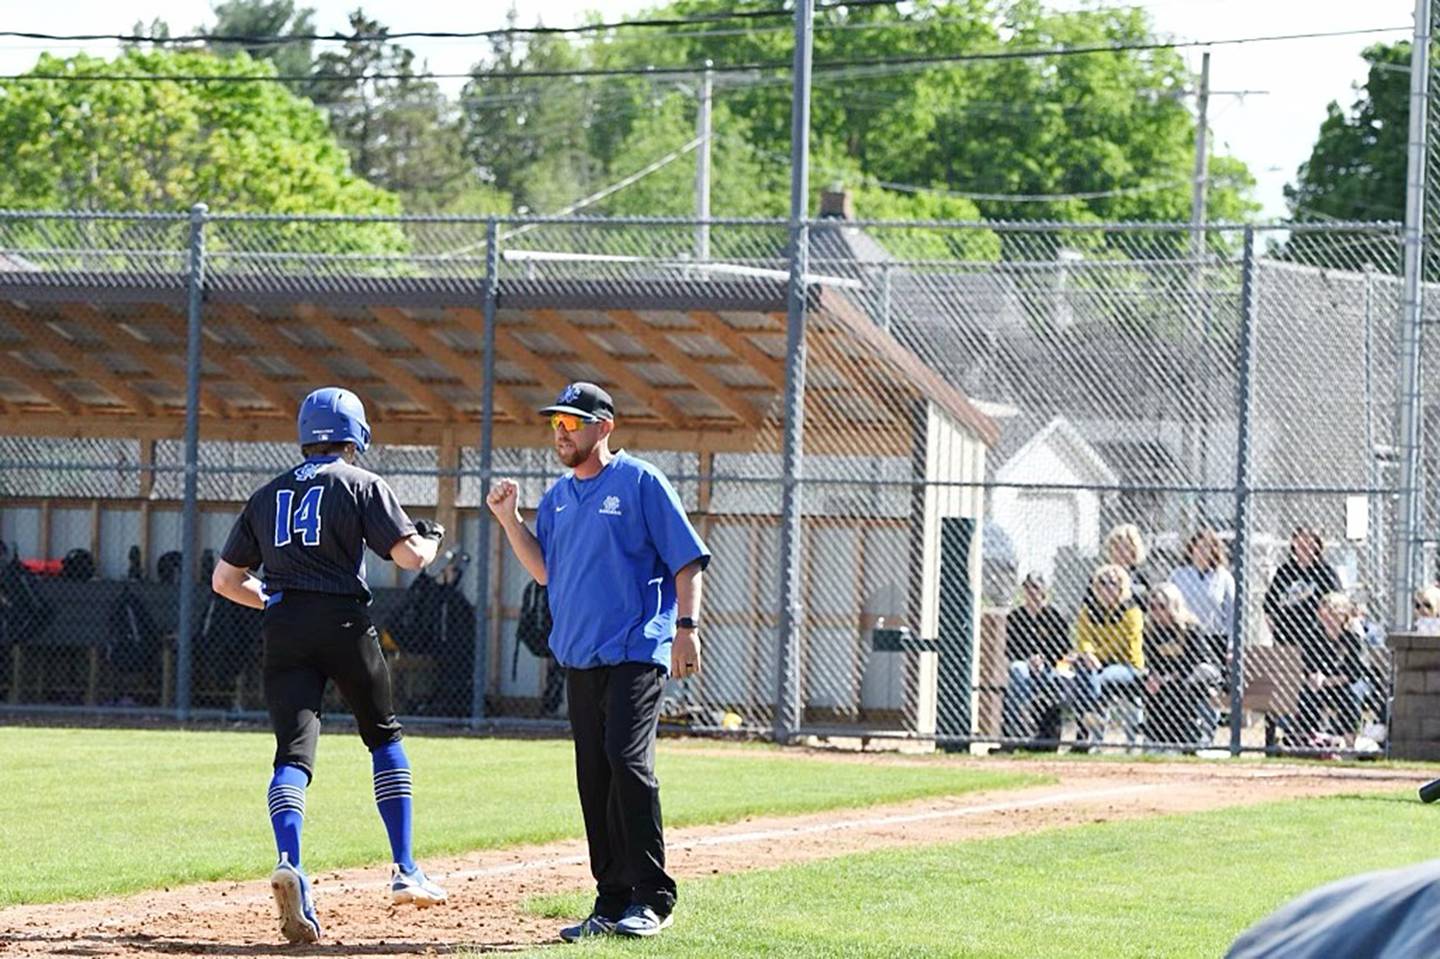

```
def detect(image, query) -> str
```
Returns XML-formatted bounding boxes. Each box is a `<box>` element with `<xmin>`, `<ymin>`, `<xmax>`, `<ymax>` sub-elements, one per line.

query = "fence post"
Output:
<box><xmin>1228</xmin><ymin>225</ymin><xmax>1258</xmax><ymax>755</ymax></box>
<box><xmin>176</xmin><ymin>202</ymin><xmax>207</xmax><ymax>721</ymax></box>
<box><xmin>471</xmin><ymin>216</ymin><xmax>500</xmax><ymax>727</ymax></box>
<box><xmin>774</xmin><ymin>0</ymin><xmax>815</xmax><ymax>744</ymax></box>
<box><xmin>1394</xmin><ymin>0</ymin><xmax>1431</xmax><ymax>627</ymax></box>
<box><xmin>1362</xmin><ymin>264</ymin><xmax>1384</xmax><ymax>604</ymax></box>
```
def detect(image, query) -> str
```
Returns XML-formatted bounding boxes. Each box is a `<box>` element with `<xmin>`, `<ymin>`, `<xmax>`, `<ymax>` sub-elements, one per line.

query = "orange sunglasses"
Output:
<box><xmin>549</xmin><ymin>413</ymin><xmax>597</xmax><ymax>432</ymax></box>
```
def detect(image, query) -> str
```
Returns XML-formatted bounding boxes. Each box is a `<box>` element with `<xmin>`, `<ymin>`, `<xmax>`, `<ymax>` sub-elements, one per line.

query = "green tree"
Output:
<box><xmin>312</xmin><ymin>10</ymin><xmax>506</xmax><ymax>214</ymax></box>
<box><xmin>0</xmin><ymin>49</ymin><xmax>402</xmax><ymax>255</ymax></box>
<box><xmin>596</xmin><ymin>93</ymin><xmax>783</xmax><ymax>218</ymax></box>
<box><xmin>1287</xmin><ymin>42</ymin><xmax>1408</xmax><ymax>224</ymax></box>
<box><xmin>205</xmin><ymin>0</ymin><xmax>317</xmax><ymax>82</ymax></box>
<box><xmin>471</xmin><ymin>0</ymin><xmax>1255</xmax><ymax>230</ymax></box>
<box><xmin>460</xmin><ymin>23</ymin><xmax>603</xmax><ymax>214</ymax></box>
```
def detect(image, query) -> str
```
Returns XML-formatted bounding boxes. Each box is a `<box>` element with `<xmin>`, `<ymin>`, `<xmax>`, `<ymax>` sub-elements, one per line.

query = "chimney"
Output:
<box><xmin>819</xmin><ymin>182</ymin><xmax>854</xmax><ymax>220</ymax></box>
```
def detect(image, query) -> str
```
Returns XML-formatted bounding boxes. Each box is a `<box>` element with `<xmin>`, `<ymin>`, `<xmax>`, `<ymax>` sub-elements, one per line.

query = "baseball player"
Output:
<box><xmin>211</xmin><ymin>387</ymin><xmax>447</xmax><ymax>944</ymax></box>
<box><xmin>488</xmin><ymin>381</ymin><xmax>709</xmax><ymax>941</ymax></box>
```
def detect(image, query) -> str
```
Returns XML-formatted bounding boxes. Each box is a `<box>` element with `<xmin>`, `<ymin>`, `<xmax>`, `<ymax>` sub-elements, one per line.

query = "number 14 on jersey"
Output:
<box><xmin>275</xmin><ymin>486</ymin><xmax>324</xmax><ymax>547</ymax></box>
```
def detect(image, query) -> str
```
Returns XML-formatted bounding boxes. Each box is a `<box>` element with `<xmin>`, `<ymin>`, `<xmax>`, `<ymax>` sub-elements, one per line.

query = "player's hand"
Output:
<box><xmin>486</xmin><ymin>479</ymin><xmax>522</xmax><ymax>525</ymax></box>
<box><xmin>672</xmin><ymin>629</ymin><xmax>701</xmax><ymax>679</ymax></box>
<box><xmin>414</xmin><ymin>518</ymin><xmax>446</xmax><ymax>543</ymax></box>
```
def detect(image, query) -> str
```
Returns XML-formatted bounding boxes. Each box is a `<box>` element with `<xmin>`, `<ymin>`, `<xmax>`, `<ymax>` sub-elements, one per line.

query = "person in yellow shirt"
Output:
<box><xmin>1067</xmin><ymin>564</ymin><xmax>1146</xmax><ymax>746</ymax></box>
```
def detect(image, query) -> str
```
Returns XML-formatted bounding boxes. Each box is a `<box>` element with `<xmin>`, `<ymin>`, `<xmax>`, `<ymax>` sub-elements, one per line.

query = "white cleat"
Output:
<box><xmin>270</xmin><ymin>855</ymin><xmax>321</xmax><ymax>944</ymax></box>
<box><xmin>390</xmin><ymin>863</ymin><xmax>448</xmax><ymax>907</ymax></box>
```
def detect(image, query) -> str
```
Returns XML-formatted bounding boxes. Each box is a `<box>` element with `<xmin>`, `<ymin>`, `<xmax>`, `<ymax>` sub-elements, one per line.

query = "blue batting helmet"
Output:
<box><xmin>297</xmin><ymin>387</ymin><xmax>371</xmax><ymax>452</ymax></box>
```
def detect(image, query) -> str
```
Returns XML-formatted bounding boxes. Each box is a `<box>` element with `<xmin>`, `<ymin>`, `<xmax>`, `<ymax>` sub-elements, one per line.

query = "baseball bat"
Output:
<box><xmin>1420</xmin><ymin>777</ymin><xmax>1440</xmax><ymax>804</ymax></box>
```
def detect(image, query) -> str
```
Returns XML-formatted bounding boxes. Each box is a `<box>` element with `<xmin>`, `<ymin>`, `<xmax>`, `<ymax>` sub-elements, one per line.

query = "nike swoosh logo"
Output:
<box><xmin>555</xmin><ymin>505</ymin><xmax>567</xmax><ymax>512</ymax></box>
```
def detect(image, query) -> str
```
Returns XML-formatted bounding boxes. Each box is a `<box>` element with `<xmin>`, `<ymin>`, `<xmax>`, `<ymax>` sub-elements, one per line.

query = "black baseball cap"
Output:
<box><xmin>540</xmin><ymin>381</ymin><xmax>615</xmax><ymax>421</ymax></box>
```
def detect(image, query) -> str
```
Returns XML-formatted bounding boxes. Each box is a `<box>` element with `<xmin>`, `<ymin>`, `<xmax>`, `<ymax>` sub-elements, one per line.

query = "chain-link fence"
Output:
<box><xmin>0</xmin><ymin>208</ymin><xmax>1427</xmax><ymax>757</ymax></box>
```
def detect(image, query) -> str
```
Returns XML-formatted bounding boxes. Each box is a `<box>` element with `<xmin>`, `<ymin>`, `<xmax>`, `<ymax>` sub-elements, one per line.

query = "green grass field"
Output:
<box><xmin>518</xmin><ymin>792</ymin><xmax>1440</xmax><ymax>958</ymax></box>
<box><xmin>0</xmin><ymin>727</ymin><xmax>1042</xmax><ymax>904</ymax></box>
<box><xmin>11</xmin><ymin>726</ymin><xmax>1440</xmax><ymax>958</ymax></box>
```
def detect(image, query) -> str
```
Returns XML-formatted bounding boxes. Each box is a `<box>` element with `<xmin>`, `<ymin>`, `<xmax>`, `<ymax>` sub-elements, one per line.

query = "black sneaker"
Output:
<box><xmin>559</xmin><ymin>913</ymin><xmax>618</xmax><ymax>942</ymax></box>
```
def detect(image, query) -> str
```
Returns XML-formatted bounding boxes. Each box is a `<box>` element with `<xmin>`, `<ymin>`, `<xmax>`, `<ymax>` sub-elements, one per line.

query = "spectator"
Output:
<box><xmin>1066</xmin><ymin>564</ymin><xmax>1146</xmax><ymax>746</ymax></box>
<box><xmin>1169</xmin><ymin>529</ymin><xmax>1236</xmax><ymax>664</ymax></box>
<box><xmin>1143</xmin><ymin>582</ymin><xmax>1223</xmax><ymax>748</ymax></box>
<box><xmin>1292</xmin><ymin>592</ymin><xmax>1379</xmax><ymax>749</ymax></box>
<box><xmin>1103</xmin><ymin>523</ymin><xmax>1152</xmax><ymax>604</ymax></box>
<box><xmin>1263</xmin><ymin>526</ymin><xmax>1341</xmax><ymax>648</ymax></box>
<box><xmin>1001</xmin><ymin>571</ymin><xmax>1070</xmax><ymax>741</ymax></box>
<box><xmin>1413</xmin><ymin>586</ymin><xmax>1440</xmax><ymax>636</ymax></box>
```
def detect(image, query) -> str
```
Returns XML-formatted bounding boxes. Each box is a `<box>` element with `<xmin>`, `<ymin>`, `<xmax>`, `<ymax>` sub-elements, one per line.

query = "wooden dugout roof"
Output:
<box><xmin>0</xmin><ymin>272</ymin><xmax>998</xmax><ymax>455</ymax></box>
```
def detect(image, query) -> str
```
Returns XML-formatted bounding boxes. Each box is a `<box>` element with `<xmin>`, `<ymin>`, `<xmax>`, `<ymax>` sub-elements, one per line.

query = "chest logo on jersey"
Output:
<box><xmin>294</xmin><ymin>462</ymin><xmax>322</xmax><ymax>482</ymax></box>
<box><xmin>599</xmin><ymin>495</ymin><xmax>623</xmax><ymax>516</ymax></box>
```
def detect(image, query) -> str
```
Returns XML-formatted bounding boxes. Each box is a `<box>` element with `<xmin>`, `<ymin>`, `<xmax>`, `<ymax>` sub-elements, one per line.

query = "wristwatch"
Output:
<box><xmin>676</xmin><ymin>616</ymin><xmax>699</xmax><ymax>630</ymax></box>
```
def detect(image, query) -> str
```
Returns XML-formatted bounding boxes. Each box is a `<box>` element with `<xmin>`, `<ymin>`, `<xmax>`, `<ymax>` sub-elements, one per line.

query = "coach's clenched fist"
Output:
<box><xmin>486</xmin><ymin>479</ymin><xmax>522</xmax><ymax>526</ymax></box>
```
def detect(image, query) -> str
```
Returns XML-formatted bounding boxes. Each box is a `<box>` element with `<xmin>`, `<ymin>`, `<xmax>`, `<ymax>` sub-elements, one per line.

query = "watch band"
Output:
<box><xmin>677</xmin><ymin>616</ymin><xmax>699</xmax><ymax>629</ymax></box>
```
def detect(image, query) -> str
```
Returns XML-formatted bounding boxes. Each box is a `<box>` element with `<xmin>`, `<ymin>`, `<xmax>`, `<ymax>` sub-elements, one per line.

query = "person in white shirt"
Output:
<box><xmin>1168</xmin><ymin>528</ymin><xmax>1236</xmax><ymax>665</ymax></box>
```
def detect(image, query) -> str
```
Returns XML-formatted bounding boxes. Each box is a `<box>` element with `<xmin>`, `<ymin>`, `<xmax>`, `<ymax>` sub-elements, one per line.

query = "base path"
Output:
<box><xmin>0</xmin><ymin>758</ymin><xmax>1419</xmax><ymax>957</ymax></box>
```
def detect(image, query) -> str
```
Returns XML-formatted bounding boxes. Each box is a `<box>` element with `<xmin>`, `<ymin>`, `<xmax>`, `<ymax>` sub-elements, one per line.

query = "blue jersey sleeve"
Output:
<box><xmin>639</xmin><ymin>467</ymin><xmax>710</xmax><ymax>575</ymax></box>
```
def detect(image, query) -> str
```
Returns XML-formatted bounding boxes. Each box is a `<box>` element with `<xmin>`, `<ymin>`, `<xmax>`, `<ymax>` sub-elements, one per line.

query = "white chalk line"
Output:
<box><xmin>18</xmin><ymin>783</ymin><xmax>1160</xmax><ymax>935</ymax></box>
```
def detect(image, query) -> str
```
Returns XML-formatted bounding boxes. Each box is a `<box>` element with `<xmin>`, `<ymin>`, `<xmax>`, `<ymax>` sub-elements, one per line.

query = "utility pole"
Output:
<box><xmin>1185</xmin><ymin>52</ymin><xmax>1212</xmax><ymax>531</ymax></box>
<box><xmin>695</xmin><ymin>62</ymin><xmax>713</xmax><ymax>261</ymax></box>
<box><xmin>1190</xmin><ymin>51</ymin><xmax>1210</xmax><ymax>261</ymax></box>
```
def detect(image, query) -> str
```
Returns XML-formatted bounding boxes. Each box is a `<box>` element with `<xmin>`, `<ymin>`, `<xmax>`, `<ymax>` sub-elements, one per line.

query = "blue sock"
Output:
<box><xmin>267</xmin><ymin>765</ymin><xmax>308</xmax><ymax>869</ymax></box>
<box><xmin>371</xmin><ymin>741</ymin><xmax>414</xmax><ymax>871</ymax></box>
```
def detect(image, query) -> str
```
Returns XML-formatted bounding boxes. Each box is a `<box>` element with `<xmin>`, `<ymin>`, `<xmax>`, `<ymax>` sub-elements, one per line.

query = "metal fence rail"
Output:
<box><xmin>0</xmin><ymin>209</ymin><xmax>1427</xmax><ymax>758</ymax></box>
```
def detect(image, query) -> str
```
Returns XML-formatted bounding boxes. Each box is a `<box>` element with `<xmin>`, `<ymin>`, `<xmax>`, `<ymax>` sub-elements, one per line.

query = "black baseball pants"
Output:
<box><xmin>565</xmin><ymin>661</ymin><xmax>675</xmax><ymax>920</ymax></box>
<box><xmin>261</xmin><ymin>590</ymin><xmax>403</xmax><ymax>778</ymax></box>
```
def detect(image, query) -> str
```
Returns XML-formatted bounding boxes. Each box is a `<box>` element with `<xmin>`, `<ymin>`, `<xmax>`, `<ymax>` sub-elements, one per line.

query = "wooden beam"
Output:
<box><xmin>139</xmin><ymin>436</ymin><xmax>156</xmax><ymax>499</ymax></box>
<box><xmin>688</xmin><ymin>310</ymin><xmax>785</xmax><ymax>388</ymax></box>
<box><xmin>295</xmin><ymin>304</ymin><xmax>454</xmax><ymax>420</ymax></box>
<box><xmin>436</xmin><ymin>426</ymin><xmax>459</xmax><ymax>539</ymax></box>
<box><xmin>1</xmin><ymin>353</ymin><xmax>83</xmax><ymax>415</ymax></box>
<box><xmin>814</xmin><ymin>288</ymin><xmax>999</xmax><ymax>447</ymax></box>
<box><xmin>90</xmin><ymin>499</ymin><xmax>102</xmax><ymax>561</ymax></box>
<box><xmin>0</xmin><ymin>302</ymin><xmax>154</xmax><ymax>415</ymax></box>
<box><xmin>213</xmin><ymin>303</ymin><xmax>344</xmax><ymax>393</ymax></box>
<box><xmin>605</xmin><ymin>309</ymin><xmax>763</xmax><ymax>430</ymax></box>
<box><xmin>533</xmin><ymin>308</ymin><xmax>687</xmax><ymax>427</ymax></box>
<box><xmin>370</xmin><ymin>306</ymin><xmax>522</xmax><ymax>421</ymax></box>
<box><xmin>0</xmin><ymin>410</ymin><xmax>911</xmax><ymax>455</ymax></box>
<box><xmin>143</xmin><ymin>305</ymin><xmax>298</xmax><ymax>414</ymax></box>
<box><xmin>696</xmin><ymin>449</ymin><xmax>714</xmax><ymax>540</ymax></box>
<box><xmin>56</xmin><ymin>303</ymin><xmax>226</xmax><ymax>417</ymax></box>
<box><xmin>446</xmin><ymin>307</ymin><xmax>569</xmax><ymax>396</ymax></box>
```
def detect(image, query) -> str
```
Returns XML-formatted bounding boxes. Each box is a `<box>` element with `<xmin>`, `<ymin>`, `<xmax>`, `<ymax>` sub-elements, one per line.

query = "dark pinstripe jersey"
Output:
<box><xmin>220</xmin><ymin>455</ymin><xmax>415</xmax><ymax>602</ymax></box>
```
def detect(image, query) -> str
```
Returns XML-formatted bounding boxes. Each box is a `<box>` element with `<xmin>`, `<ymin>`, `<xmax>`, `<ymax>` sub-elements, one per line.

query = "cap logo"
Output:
<box><xmin>559</xmin><ymin>384</ymin><xmax>582</xmax><ymax>404</ymax></box>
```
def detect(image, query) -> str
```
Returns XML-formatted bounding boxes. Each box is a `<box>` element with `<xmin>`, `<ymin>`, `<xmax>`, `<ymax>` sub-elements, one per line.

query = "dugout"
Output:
<box><xmin>0</xmin><ymin>254</ymin><xmax>997</xmax><ymax>737</ymax></box>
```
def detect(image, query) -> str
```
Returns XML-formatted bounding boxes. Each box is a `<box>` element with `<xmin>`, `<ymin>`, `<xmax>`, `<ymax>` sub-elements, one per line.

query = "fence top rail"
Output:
<box><xmin>0</xmin><ymin>208</ymin><xmax>1404</xmax><ymax>233</ymax></box>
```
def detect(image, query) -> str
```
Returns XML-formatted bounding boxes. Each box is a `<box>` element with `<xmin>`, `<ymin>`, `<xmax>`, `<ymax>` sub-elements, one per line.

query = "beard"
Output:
<box><xmin>555</xmin><ymin>436</ymin><xmax>591</xmax><ymax>467</ymax></box>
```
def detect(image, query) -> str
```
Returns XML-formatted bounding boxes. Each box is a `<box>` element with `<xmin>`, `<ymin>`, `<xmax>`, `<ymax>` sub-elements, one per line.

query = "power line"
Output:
<box><xmin>0</xmin><ymin>1</ymin><xmax>902</xmax><ymax>47</ymax></box>
<box><xmin>734</xmin><ymin>136</ymin><xmax>1214</xmax><ymax>204</ymax></box>
<box><xmin>0</xmin><ymin>24</ymin><xmax>1408</xmax><ymax>84</ymax></box>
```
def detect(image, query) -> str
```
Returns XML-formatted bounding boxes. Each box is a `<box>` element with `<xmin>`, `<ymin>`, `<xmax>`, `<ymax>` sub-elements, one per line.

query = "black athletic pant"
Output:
<box><xmin>566</xmin><ymin>661</ymin><xmax>674</xmax><ymax>920</ymax></box>
<box><xmin>262</xmin><ymin>590</ymin><xmax>403</xmax><ymax>778</ymax></box>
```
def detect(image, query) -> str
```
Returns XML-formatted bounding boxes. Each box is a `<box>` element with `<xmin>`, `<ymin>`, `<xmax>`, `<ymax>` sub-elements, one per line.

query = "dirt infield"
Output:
<box><xmin>0</xmin><ymin>757</ymin><xmax>1421</xmax><ymax>957</ymax></box>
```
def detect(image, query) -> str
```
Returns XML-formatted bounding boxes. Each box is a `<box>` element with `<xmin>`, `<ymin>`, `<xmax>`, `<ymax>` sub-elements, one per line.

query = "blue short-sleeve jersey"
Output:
<box><xmin>535</xmin><ymin>451</ymin><xmax>710</xmax><ymax>671</ymax></box>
